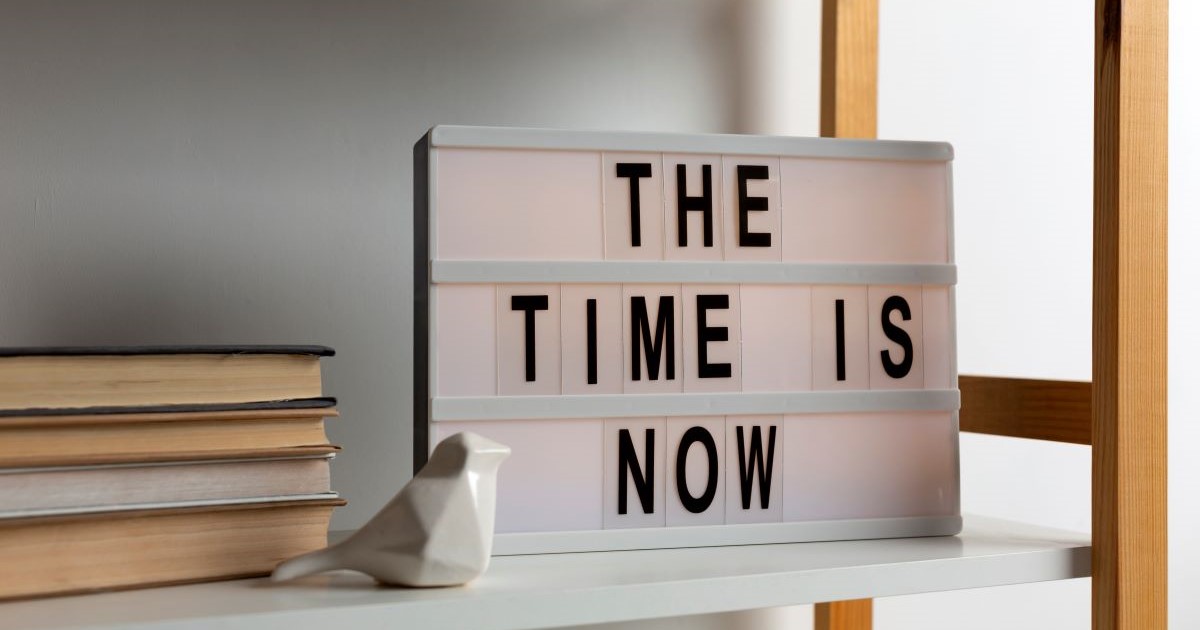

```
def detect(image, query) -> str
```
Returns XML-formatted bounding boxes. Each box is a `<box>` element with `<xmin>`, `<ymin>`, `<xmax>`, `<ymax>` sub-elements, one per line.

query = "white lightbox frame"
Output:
<box><xmin>414</xmin><ymin>125</ymin><xmax>960</xmax><ymax>555</ymax></box>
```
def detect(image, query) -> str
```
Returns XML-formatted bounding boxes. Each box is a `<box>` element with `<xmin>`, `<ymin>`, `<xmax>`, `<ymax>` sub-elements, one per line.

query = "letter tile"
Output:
<box><xmin>725</xmin><ymin>416</ymin><xmax>783</xmax><ymax>524</ymax></box>
<box><xmin>868</xmin><ymin>286</ymin><xmax>925</xmax><ymax>389</ymax></box>
<box><xmin>665</xmin><ymin>416</ymin><xmax>726</xmax><ymax>526</ymax></box>
<box><xmin>561</xmin><ymin>284</ymin><xmax>623</xmax><ymax>394</ymax></box>
<box><xmin>722</xmin><ymin>156</ymin><xmax>781</xmax><ymax>261</ymax></box>
<box><xmin>623</xmin><ymin>284</ymin><xmax>684</xmax><ymax>394</ymax></box>
<box><xmin>497</xmin><ymin>284</ymin><xmax>561</xmax><ymax>395</ymax></box>
<box><xmin>604</xmin><ymin>417</ymin><xmax>667</xmax><ymax>529</ymax></box>
<box><xmin>682</xmin><ymin>285</ymin><xmax>741</xmax><ymax>392</ymax></box>
<box><xmin>811</xmin><ymin>286</ymin><xmax>869</xmax><ymax>390</ymax></box>
<box><xmin>664</xmin><ymin>154</ymin><xmax>723</xmax><ymax>261</ymax></box>
<box><xmin>604</xmin><ymin>153</ymin><xmax>665</xmax><ymax>260</ymax></box>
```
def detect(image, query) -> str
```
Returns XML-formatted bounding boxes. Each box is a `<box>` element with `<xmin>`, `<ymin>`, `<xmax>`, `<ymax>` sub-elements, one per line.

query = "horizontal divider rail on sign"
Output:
<box><xmin>432</xmin><ymin>390</ymin><xmax>960</xmax><ymax>421</ymax></box>
<box><xmin>427</xmin><ymin>125</ymin><xmax>952</xmax><ymax>162</ymax></box>
<box><xmin>431</xmin><ymin>261</ymin><xmax>957</xmax><ymax>286</ymax></box>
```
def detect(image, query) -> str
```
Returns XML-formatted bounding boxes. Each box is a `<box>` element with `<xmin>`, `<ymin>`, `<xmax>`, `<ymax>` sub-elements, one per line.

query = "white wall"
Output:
<box><xmin>1</xmin><ymin>1</ymin><xmax>1195</xmax><ymax>628</ymax></box>
<box><xmin>1167</xmin><ymin>3</ymin><xmax>1199</xmax><ymax>627</ymax></box>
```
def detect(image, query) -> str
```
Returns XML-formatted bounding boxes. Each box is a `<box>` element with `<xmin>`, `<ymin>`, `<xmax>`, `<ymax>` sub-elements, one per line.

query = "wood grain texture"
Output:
<box><xmin>815</xmin><ymin>599</ymin><xmax>873</xmax><ymax>630</ymax></box>
<box><xmin>959</xmin><ymin>376</ymin><xmax>1092</xmax><ymax>444</ymax></box>
<box><xmin>818</xmin><ymin>2</ymin><xmax>877</xmax><ymax>627</ymax></box>
<box><xmin>1093</xmin><ymin>1</ymin><xmax>1168</xmax><ymax>629</ymax></box>
<box><xmin>820</xmin><ymin>0</ymin><xmax>878</xmax><ymax>139</ymax></box>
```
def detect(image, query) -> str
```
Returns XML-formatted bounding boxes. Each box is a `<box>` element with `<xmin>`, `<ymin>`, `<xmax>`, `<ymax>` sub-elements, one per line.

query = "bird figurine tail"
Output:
<box><xmin>270</xmin><ymin>545</ymin><xmax>343</xmax><ymax>582</ymax></box>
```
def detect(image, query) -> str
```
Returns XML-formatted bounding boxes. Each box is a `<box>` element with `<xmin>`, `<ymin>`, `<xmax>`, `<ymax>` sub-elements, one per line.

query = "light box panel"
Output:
<box><xmin>414</xmin><ymin>126</ymin><xmax>959</xmax><ymax>554</ymax></box>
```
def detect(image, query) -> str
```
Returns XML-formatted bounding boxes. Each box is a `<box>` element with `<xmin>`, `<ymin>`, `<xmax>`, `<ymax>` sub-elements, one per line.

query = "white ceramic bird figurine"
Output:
<box><xmin>271</xmin><ymin>431</ymin><xmax>510</xmax><ymax>587</ymax></box>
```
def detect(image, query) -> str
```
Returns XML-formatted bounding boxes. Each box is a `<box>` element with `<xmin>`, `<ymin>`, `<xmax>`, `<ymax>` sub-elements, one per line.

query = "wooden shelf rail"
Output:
<box><xmin>959</xmin><ymin>376</ymin><xmax>1092</xmax><ymax>445</ymax></box>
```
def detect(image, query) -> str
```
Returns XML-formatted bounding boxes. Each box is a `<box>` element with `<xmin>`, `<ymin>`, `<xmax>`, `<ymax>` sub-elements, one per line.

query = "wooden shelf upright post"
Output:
<box><xmin>1092</xmin><ymin>1</ymin><xmax>1168</xmax><ymax>629</ymax></box>
<box><xmin>819</xmin><ymin>0</ymin><xmax>878</xmax><ymax>141</ymax></box>
<box><xmin>816</xmin><ymin>0</ymin><xmax>879</xmax><ymax>627</ymax></box>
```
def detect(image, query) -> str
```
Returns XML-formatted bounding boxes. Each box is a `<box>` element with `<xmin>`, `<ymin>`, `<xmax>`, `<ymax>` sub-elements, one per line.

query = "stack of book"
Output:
<box><xmin>0</xmin><ymin>345</ymin><xmax>343</xmax><ymax>599</ymax></box>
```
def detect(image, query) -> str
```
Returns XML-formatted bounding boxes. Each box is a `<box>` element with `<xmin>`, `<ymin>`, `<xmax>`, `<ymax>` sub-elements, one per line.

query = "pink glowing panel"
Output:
<box><xmin>435</xmin><ymin>285</ymin><xmax>496</xmax><ymax>397</ymax></box>
<box><xmin>603</xmin><ymin>152</ymin><xmax>665</xmax><ymax>260</ymax></box>
<box><xmin>781</xmin><ymin>412</ymin><xmax>958</xmax><ymax>521</ymax></box>
<box><xmin>779</xmin><ymin>159</ymin><xmax>949</xmax><ymax>264</ymax></box>
<box><xmin>436</xmin><ymin>148</ymin><xmax>603</xmax><ymax>260</ymax></box>
<box><xmin>682</xmin><ymin>285</ymin><xmax>742</xmax><ymax>393</ymax></box>
<box><xmin>622</xmin><ymin>284</ymin><xmax>684</xmax><ymax>394</ymax></box>
<box><xmin>435</xmin><ymin>419</ymin><xmax>604</xmax><ymax>533</ymax></box>
<box><xmin>663</xmin><ymin>154</ymin><xmax>724</xmax><ymax>261</ymax></box>
<box><xmin>665</xmin><ymin>416</ymin><xmax>727</xmax><ymax>526</ymax></box>
<box><xmin>721</xmin><ymin>156</ymin><xmax>782</xmax><ymax>261</ymax></box>
<box><xmin>922</xmin><ymin>286</ymin><xmax>953</xmax><ymax>389</ymax></box>
<box><xmin>811</xmin><ymin>286</ymin><xmax>869</xmax><ymax>391</ymax></box>
<box><xmin>561</xmin><ymin>284</ymin><xmax>623</xmax><ymax>395</ymax></box>
<box><xmin>604</xmin><ymin>417</ymin><xmax>667</xmax><ymax>529</ymax></box>
<box><xmin>868</xmin><ymin>285</ymin><xmax>925</xmax><ymax>390</ymax></box>
<box><xmin>496</xmin><ymin>284</ymin><xmax>561</xmax><ymax>396</ymax></box>
<box><xmin>725</xmin><ymin>415</ymin><xmax>783</xmax><ymax>524</ymax></box>
<box><xmin>739</xmin><ymin>285</ymin><xmax>813</xmax><ymax>392</ymax></box>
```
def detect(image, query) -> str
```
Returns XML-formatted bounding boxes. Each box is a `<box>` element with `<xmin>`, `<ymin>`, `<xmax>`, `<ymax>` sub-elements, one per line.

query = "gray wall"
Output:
<box><xmin>0</xmin><ymin>0</ymin><xmax>739</xmax><ymax>529</ymax></box>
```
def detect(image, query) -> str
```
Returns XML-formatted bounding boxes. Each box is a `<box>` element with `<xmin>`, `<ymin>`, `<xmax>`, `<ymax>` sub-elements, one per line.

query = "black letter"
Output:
<box><xmin>675</xmin><ymin>164</ymin><xmax>713</xmax><ymax>247</ymax></box>
<box><xmin>616</xmin><ymin>163</ymin><xmax>652</xmax><ymax>247</ymax></box>
<box><xmin>735</xmin><ymin>425</ymin><xmax>777</xmax><ymax>510</ymax></box>
<box><xmin>880</xmin><ymin>295</ymin><xmax>914</xmax><ymax>378</ymax></box>
<box><xmin>618</xmin><ymin>428</ymin><xmax>655</xmax><ymax>515</ymax></box>
<box><xmin>631</xmin><ymin>295</ymin><xmax>676</xmax><ymax>381</ymax></box>
<box><xmin>696</xmin><ymin>294</ymin><xmax>732</xmax><ymax>379</ymax></box>
<box><xmin>736</xmin><ymin>164</ymin><xmax>771</xmax><ymax>247</ymax></box>
<box><xmin>675</xmin><ymin>426</ymin><xmax>719</xmax><ymax>513</ymax></box>
<box><xmin>586</xmin><ymin>298</ymin><xmax>598</xmax><ymax>385</ymax></box>
<box><xmin>835</xmin><ymin>299</ymin><xmax>846</xmax><ymax>382</ymax></box>
<box><xmin>511</xmin><ymin>295</ymin><xmax>548</xmax><ymax>382</ymax></box>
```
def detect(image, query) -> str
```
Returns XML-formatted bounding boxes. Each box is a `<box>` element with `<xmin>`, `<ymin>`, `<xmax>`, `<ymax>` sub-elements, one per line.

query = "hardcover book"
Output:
<box><xmin>0</xmin><ymin>345</ymin><xmax>334</xmax><ymax>410</ymax></box>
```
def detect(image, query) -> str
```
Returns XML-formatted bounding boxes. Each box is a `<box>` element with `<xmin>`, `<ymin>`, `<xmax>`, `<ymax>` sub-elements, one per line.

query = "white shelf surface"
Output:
<box><xmin>1</xmin><ymin>515</ymin><xmax>1089</xmax><ymax>630</ymax></box>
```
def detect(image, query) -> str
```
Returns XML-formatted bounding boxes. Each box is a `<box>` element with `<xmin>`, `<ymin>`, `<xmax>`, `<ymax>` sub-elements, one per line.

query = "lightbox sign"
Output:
<box><xmin>414</xmin><ymin>126</ymin><xmax>960</xmax><ymax>554</ymax></box>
